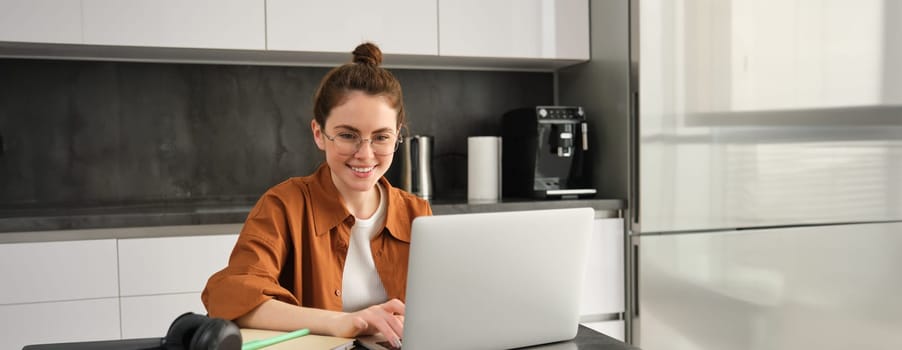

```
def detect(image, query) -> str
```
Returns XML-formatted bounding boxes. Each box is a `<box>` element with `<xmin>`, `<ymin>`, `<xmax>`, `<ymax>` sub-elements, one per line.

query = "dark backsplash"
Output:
<box><xmin>0</xmin><ymin>59</ymin><xmax>553</xmax><ymax>208</ymax></box>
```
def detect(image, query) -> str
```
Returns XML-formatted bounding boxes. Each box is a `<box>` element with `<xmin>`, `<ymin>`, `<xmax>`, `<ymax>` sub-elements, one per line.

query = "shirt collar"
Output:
<box><xmin>383</xmin><ymin>181</ymin><xmax>412</xmax><ymax>243</ymax></box>
<box><xmin>309</xmin><ymin>163</ymin><xmax>411</xmax><ymax>243</ymax></box>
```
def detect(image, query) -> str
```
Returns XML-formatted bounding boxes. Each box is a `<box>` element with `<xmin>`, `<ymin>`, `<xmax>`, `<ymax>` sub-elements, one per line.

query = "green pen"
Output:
<box><xmin>241</xmin><ymin>328</ymin><xmax>311</xmax><ymax>350</ymax></box>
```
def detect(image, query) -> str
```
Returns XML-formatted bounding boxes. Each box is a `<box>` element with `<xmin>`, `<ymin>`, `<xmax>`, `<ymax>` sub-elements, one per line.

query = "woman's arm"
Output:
<box><xmin>235</xmin><ymin>298</ymin><xmax>405</xmax><ymax>348</ymax></box>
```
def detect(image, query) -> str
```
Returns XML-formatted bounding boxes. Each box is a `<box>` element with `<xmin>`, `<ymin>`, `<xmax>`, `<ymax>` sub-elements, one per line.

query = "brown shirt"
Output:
<box><xmin>202</xmin><ymin>163</ymin><xmax>432</xmax><ymax>320</ymax></box>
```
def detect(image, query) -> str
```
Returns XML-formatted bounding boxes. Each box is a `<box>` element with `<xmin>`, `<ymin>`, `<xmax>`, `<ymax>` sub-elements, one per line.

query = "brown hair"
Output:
<box><xmin>313</xmin><ymin>42</ymin><xmax>405</xmax><ymax>130</ymax></box>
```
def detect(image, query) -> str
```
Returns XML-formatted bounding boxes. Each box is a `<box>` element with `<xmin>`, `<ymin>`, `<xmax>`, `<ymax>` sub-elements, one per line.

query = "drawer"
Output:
<box><xmin>0</xmin><ymin>298</ymin><xmax>120</xmax><ymax>350</ymax></box>
<box><xmin>0</xmin><ymin>239</ymin><xmax>118</xmax><ymax>304</ymax></box>
<box><xmin>118</xmin><ymin>234</ymin><xmax>237</xmax><ymax>296</ymax></box>
<box><xmin>121</xmin><ymin>293</ymin><xmax>206</xmax><ymax>339</ymax></box>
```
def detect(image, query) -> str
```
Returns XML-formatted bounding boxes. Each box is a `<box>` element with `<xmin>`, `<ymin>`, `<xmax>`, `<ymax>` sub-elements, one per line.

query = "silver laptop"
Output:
<box><xmin>359</xmin><ymin>207</ymin><xmax>594</xmax><ymax>350</ymax></box>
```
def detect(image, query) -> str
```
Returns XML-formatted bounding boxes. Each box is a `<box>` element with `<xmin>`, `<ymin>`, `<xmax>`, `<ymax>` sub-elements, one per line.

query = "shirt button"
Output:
<box><xmin>334</xmin><ymin>289</ymin><xmax>342</xmax><ymax>297</ymax></box>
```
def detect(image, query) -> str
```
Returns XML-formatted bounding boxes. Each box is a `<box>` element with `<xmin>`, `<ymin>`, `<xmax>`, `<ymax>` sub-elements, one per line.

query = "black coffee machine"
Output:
<box><xmin>502</xmin><ymin>106</ymin><xmax>596</xmax><ymax>199</ymax></box>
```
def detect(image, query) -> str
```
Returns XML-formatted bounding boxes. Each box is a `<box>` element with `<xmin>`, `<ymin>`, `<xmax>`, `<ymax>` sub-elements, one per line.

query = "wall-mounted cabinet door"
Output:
<box><xmin>82</xmin><ymin>0</ymin><xmax>265</xmax><ymax>50</ymax></box>
<box><xmin>0</xmin><ymin>0</ymin><xmax>81</xmax><ymax>44</ymax></box>
<box><xmin>266</xmin><ymin>0</ymin><xmax>438</xmax><ymax>55</ymax></box>
<box><xmin>439</xmin><ymin>0</ymin><xmax>589</xmax><ymax>60</ymax></box>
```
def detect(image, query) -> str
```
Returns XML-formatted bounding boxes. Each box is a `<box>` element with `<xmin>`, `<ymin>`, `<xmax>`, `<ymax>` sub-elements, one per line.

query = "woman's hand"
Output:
<box><xmin>331</xmin><ymin>298</ymin><xmax>405</xmax><ymax>348</ymax></box>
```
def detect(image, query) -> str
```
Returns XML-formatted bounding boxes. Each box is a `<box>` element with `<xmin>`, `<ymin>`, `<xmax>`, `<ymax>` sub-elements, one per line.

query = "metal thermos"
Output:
<box><xmin>400</xmin><ymin>135</ymin><xmax>434</xmax><ymax>200</ymax></box>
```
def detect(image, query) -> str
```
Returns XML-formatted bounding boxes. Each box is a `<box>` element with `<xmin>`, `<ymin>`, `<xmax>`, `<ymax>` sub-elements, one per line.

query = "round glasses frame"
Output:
<box><xmin>321</xmin><ymin>129</ymin><xmax>403</xmax><ymax>156</ymax></box>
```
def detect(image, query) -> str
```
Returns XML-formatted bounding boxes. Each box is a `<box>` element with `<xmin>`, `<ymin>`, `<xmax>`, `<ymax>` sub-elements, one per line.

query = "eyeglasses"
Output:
<box><xmin>321</xmin><ymin>129</ymin><xmax>402</xmax><ymax>156</ymax></box>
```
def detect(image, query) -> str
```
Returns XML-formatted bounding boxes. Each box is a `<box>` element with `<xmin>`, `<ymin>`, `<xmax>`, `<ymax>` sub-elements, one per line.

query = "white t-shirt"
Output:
<box><xmin>341</xmin><ymin>184</ymin><xmax>389</xmax><ymax>312</ymax></box>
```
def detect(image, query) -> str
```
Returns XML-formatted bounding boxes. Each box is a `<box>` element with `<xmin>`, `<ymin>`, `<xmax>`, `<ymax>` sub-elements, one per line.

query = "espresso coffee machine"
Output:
<box><xmin>502</xmin><ymin>106</ymin><xmax>596</xmax><ymax>199</ymax></box>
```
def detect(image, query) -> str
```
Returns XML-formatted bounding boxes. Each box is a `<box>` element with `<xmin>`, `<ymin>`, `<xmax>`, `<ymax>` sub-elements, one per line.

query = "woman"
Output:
<box><xmin>202</xmin><ymin>43</ymin><xmax>431</xmax><ymax>349</ymax></box>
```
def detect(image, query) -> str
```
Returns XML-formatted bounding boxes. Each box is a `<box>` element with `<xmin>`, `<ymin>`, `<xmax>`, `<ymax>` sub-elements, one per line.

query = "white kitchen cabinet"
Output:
<box><xmin>0</xmin><ymin>0</ymin><xmax>590</xmax><ymax>69</ymax></box>
<box><xmin>580</xmin><ymin>218</ymin><xmax>625</xmax><ymax>316</ymax></box>
<box><xmin>81</xmin><ymin>0</ymin><xmax>265</xmax><ymax>50</ymax></box>
<box><xmin>118</xmin><ymin>234</ymin><xmax>238</xmax><ymax>296</ymax></box>
<box><xmin>0</xmin><ymin>0</ymin><xmax>81</xmax><ymax>44</ymax></box>
<box><xmin>266</xmin><ymin>0</ymin><xmax>438</xmax><ymax>55</ymax></box>
<box><xmin>439</xmin><ymin>0</ymin><xmax>589</xmax><ymax>60</ymax></box>
<box><xmin>0</xmin><ymin>239</ymin><xmax>118</xmax><ymax>304</ymax></box>
<box><xmin>121</xmin><ymin>293</ymin><xmax>206</xmax><ymax>339</ymax></box>
<box><xmin>0</xmin><ymin>298</ymin><xmax>120</xmax><ymax>350</ymax></box>
<box><xmin>582</xmin><ymin>320</ymin><xmax>625</xmax><ymax>342</ymax></box>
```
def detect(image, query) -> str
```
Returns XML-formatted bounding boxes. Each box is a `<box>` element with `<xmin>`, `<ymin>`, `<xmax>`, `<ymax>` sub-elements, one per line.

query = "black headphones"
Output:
<box><xmin>160</xmin><ymin>312</ymin><xmax>242</xmax><ymax>350</ymax></box>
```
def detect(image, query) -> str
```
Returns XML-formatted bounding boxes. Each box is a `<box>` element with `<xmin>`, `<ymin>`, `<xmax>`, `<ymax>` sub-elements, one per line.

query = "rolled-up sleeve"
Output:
<box><xmin>202</xmin><ymin>193</ymin><xmax>300</xmax><ymax>320</ymax></box>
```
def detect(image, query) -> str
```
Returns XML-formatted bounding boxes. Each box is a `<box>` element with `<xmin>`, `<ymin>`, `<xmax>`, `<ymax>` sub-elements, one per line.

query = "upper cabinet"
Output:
<box><xmin>0</xmin><ymin>0</ymin><xmax>81</xmax><ymax>44</ymax></box>
<box><xmin>0</xmin><ymin>0</ymin><xmax>589</xmax><ymax>70</ymax></box>
<box><xmin>439</xmin><ymin>0</ymin><xmax>589</xmax><ymax>60</ymax></box>
<box><xmin>267</xmin><ymin>0</ymin><xmax>437</xmax><ymax>55</ymax></box>
<box><xmin>81</xmin><ymin>0</ymin><xmax>265</xmax><ymax>50</ymax></box>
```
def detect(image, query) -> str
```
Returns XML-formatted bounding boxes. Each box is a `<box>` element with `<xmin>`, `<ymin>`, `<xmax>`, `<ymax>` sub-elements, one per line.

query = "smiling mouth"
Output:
<box><xmin>350</xmin><ymin>165</ymin><xmax>375</xmax><ymax>173</ymax></box>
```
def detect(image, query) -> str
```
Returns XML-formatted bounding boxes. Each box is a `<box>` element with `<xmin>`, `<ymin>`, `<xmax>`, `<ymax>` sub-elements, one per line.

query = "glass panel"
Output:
<box><xmin>638</xmin><ymin>0</ymin><xmax>902</xmax><ymax>232</ymax></box>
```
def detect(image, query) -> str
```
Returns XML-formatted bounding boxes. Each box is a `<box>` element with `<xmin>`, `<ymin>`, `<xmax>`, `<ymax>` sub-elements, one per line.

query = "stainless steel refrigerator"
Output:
<box><xmin>559</xmin><ymin>0</ymin><xmax>902</xmax><ymax>349</ymax></box>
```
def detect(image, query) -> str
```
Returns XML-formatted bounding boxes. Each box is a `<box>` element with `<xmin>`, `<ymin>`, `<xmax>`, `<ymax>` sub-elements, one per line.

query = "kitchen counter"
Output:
<box><xmin>0</xmin><ymin>198</ymin><xmax>625</xmax><ymax>243</ymax></box>
<box><xmin>430</xmin><ymin>198</ymin><xmax>624</xmax><ymax>216</ymax></box>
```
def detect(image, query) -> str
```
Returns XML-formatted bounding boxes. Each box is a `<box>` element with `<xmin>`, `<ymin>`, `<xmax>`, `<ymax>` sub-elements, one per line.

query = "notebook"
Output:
<box><xmin>358</xmin><ymin>207</ymin><xmax>594</xmax><ymax>350</ymax></box>
<box><xmin>241</xmin><ymin>329</ymin><xmax>353</xmax><ymax>350</ymax></box>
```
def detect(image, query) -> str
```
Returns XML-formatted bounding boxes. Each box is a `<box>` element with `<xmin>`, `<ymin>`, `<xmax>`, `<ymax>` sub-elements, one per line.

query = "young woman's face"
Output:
<box><xmin>312</xmin><ymin>91</ymin><xmax>400</xmax><ymax>196</ymax></box>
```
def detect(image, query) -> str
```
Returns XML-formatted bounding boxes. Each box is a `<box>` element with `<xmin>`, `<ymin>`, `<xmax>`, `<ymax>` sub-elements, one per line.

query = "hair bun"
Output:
<box><xmin>352</xmin><ymin>42</ymin><xmax>383</xmax><ymax>66</ymax></box>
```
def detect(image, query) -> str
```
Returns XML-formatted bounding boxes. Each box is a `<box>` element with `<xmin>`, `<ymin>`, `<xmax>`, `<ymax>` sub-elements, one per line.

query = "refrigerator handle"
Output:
<box><xmin>630</xmin><ymin>91</ymin><xmax>640</xmax><ymax>228</ymax></box>
<box><xmin>632</xmin><ymin>241</ymin><xmax>639</xmax><ymax>318</ymax></box>
<box><xmin>625</xmin><ymin>233</ymin><xmax>640</xmax><ymax>345</ymax></box>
